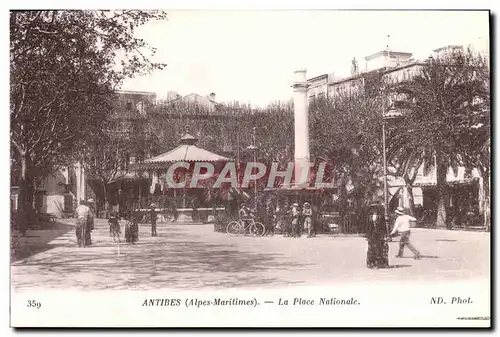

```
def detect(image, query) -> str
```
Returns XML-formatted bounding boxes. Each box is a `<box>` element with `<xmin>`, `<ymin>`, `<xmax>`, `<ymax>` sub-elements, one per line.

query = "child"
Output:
<box><xmin>108</xmin><ymin>211</ymin><xmax>121</xmax><ymax>243</ymax></box>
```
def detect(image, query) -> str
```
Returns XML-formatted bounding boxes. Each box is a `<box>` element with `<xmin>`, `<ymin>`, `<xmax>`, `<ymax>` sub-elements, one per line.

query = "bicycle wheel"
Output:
<box><xmin>226</xmin><ymin>221</ymin><xmax>241</xmax><ymax>236</ymax></box>
<box><xmin>250</xmin><ymin>222</ymin><xmax>266</xmax><ymax>236</ymax></box>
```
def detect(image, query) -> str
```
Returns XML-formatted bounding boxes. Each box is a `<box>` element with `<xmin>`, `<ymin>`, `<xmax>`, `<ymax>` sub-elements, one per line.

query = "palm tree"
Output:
<box><xmin>388</xmin><ymin>48</ymin><xmax>490</xmax><ymax>228</ymax></box>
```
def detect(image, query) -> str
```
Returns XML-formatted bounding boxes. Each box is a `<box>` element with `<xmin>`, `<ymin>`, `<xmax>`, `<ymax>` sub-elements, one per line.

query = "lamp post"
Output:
<box><xmin>382</xmin><ymin>108</ymin><xmax>403</xmax><ymax>234</ymax></box>
<box><xmin>382</xmin><ymin>120</ymin><xmax>388</xmax><ymax>226</ymax></box>
<box><xmin>247</xmin><ymin>127</ymin><xmax>258</xmax><ymax>211</ymax></box>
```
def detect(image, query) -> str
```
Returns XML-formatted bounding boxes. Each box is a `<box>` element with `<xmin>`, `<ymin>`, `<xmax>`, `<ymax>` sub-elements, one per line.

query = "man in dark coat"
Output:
<box><xmin>150</xmin><ymin>204</ymin><xmax>158</xmax><ymax>236</ymax></box>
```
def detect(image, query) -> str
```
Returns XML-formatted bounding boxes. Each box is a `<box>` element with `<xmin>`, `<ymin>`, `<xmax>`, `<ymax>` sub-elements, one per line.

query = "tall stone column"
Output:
<box><xmin>293</xmin><ymin>69</ymin><xmax>310</xmax><ymax>187</ymax></box>
<box><xmin>75</xmin><ymin>163</ymin><xmax>82</xmax><ymax>206</ymax></box>
<box><xmin>80</xmin><ymin>165</ymin><xmax>86</xmax><ymax>201</ymax></box>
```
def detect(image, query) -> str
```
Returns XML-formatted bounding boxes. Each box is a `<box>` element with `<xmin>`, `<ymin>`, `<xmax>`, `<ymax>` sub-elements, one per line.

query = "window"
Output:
<box><xmin>137</xmin><ymin>101</ymin><xmax>145</xmax><ymax>115</ymax></box>
<box><xmin>464</xmin><ymin>167</ymin><xmax>473</xmax><ymax>179</ymax></box>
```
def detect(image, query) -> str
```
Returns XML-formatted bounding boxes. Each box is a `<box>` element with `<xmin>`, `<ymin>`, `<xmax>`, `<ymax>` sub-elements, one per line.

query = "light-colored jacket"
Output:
<box><xmin>391</xmin><ymin>214</ymin><xmax>417</xmax><ymax>234</ymax></box>
<box><xmin>75</xmin><ymin>205</ymin><xmax>90</xmax><ymax>220</ymax></box>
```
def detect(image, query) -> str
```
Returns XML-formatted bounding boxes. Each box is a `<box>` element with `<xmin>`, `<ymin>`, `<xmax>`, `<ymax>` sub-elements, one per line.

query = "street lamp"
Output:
<box><xmin>246</xmin><ymin>127</ymin><xmax>258</xmax><ymax>211</ymax></box>
<box><xmin>382</xmin><ymin>108</ymin><xmax>403</xmax><ymax>233</ymax></box>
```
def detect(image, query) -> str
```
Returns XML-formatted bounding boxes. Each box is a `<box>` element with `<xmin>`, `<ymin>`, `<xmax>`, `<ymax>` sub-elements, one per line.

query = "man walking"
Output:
<box><xmin>390</xmin><ymin>206</ymin><xmax>421</xmax><ymax>260</ymax></box>
<box><xmin>150</xmin><ymin>204</ymin><xmax>158</xmax><ymax>237</ymax></box>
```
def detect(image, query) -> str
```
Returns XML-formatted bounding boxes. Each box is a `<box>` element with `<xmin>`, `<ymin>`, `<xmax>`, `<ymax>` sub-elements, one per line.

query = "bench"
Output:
<box><xmin>38</xmin><ymin>213</ymin><xmax>58</xmax><ymax>223</ymax></box>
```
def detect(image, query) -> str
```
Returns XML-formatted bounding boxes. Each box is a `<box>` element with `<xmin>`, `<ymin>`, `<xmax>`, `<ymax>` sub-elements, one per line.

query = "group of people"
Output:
<box><xmin>107</xmin><ymin>203</ymin><xmax>159</xmax><ymax>244</ymax></box>
<box><xmin>239</xmin><ymin>201</ymin><xmax>314</xmax><ymax>238</ymax></box>
<box><xmin>281</xmin><ymin>202</ymin><xmax>314</xmax><ymax>238</ymax></box>
<box><xmin>365</xmin><ymin>205</ymin><xmax>421</xmax><ymax>269</ymax></box>
<box><xmin>74</xmin><ymin>199</ymin><xmax>161</xmax><ymax>247</ymax></box>
<box><xmin>107</xmin><ymin>211</ymin><xmax>139</xmax><ymax>244</ymax></box>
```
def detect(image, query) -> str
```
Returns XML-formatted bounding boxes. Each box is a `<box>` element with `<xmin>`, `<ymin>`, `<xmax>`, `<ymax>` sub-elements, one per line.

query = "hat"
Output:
<box><xmin>241</xmin><ymin>203</ymin><xmax>246</xmax><ymax>207</ymax></box>
<box><xmin>395</xmin><ymin>206</ymin><xmax>405</xmax><ymax>215</ymax></box>
<box><xmin>303</xmin><ymin>202</ymin><xmax>310</xmax><ymax>206</ymax></box>
<box><xmin>292</xmin><ymin>203</ymin><xmax>299</xmax><ymax>207</ymax></box>
<box><xmin>87</xmin><ymin>198</ymin><xmax>95</xmax><ymax>203</ymax></box>
<box><xmin>150</xmin><ymin>204</ymin><xmax>156</xmax><ymax>208</ymax></box>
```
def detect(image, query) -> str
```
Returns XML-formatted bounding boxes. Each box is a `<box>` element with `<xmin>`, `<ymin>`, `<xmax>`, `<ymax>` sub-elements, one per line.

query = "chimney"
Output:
<box><xmin>350</xmin><ymin>57</ymin><xmax>359</xmax><ymax>77</ymax></box>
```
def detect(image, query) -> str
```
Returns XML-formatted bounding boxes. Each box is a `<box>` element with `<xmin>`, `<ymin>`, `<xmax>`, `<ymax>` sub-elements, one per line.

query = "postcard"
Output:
<box><xmin>9</xmin><ymin>9</ymin><xmax>491</xmax><ymax>328</ymax></box>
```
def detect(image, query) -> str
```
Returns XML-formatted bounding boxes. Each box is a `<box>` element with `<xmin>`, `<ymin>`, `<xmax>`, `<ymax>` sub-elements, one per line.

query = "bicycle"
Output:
<box><xmin>226</xmin><ymin>218</ymin><xmax>265</xmax><ymax>237</ymax></box>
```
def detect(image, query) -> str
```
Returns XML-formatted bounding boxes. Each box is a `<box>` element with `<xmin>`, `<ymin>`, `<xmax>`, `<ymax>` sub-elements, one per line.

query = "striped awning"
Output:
<box><xmin>108</xmin><ymin>172</ymin><xmax>149</xmax><ymax>183</ymax></box>
<box><xmin>414</xmin><ymin>177</ymin><xmax>479</xmax><ymax>188</ymax></box>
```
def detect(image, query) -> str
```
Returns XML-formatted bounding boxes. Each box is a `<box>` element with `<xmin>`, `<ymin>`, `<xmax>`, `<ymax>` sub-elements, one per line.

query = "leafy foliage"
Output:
<box><xmin>10</xmin><ymin>10</ymin><xmax>167</xmax><ymax>229</ymax></box>
<box><xmin>309</xmin><ymin>75</ymin><xmax>386</xmax><ymax>209</ymax></box>
<box><xmin>388</xmin><ymin>48</ymin><xmax>490</xmax><ymax>227</ymax></box>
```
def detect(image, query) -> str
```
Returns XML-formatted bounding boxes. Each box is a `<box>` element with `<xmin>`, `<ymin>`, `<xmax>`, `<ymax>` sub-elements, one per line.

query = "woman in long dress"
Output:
<box><xmin>365</xmin><ymin>205</ymin><xmax>389</xmax><ymax>269</ymax></box>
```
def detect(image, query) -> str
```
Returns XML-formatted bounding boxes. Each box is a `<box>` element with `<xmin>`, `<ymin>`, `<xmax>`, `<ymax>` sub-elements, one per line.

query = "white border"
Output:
<box><xmin>2</xmin><ymin>2</ymin><xmax>497</xmax><ymax>335</ymax></box>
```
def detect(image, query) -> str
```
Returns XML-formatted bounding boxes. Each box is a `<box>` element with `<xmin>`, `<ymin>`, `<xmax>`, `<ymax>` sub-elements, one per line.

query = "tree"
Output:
<box><xmin>10</xmin><ymin>10</ymin><xmax>166</xmax><ymax>231</ymax></box>
<box><xmin>309</xmin><ymin>72</ymin><xmax>386</xmax><ymax>215</ymax></box>
<box><xmin>389</xmin><ymin>48</ymin><xmax>490</xmax><ymax>228</ymax></box>
<box><xmin>144</xmin><ymin>99</ymin><xmax>295</xmax><ymax>203</ymax></box>
<box><xmin>78</xmin><ymin>126</ymin><xmax>138</xmax><ymax>215</ymax></box>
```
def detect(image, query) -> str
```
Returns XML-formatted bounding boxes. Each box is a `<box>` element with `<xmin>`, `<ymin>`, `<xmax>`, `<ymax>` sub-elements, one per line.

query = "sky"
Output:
<box><xmin>120</xmin><ymin>10</ymin><xmax>489</xmax><ymax>107</ymax></box>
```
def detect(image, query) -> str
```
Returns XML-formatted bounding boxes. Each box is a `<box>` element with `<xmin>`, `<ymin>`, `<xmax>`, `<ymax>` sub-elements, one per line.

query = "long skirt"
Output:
<box><xmin>76</xmin><ymin>218</ymin><xmax>90</xmax><ymax>247</ymax></box>
<box><xmin>366</xmin><ymin>235</ymin><xmax>388</xmax><ymax>268</ymax></box>
<box><xmin>125</xmin><ymin>223</ymin><xmax>139</xmax><ymax>243</ymax></box>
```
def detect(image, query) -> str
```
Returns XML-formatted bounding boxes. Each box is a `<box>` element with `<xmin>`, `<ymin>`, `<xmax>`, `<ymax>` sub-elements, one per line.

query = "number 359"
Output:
<box><xmin>27</xmin><ymin>300</ymin><xmax>41</xmax><ymax>309</ymax></box>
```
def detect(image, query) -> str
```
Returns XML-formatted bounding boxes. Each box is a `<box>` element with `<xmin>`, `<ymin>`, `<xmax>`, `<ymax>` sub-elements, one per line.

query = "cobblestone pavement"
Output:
<box><xmin>11</xmin><ymin>219</ymin><xmax>490</xmax><ymax>291</ymax></box>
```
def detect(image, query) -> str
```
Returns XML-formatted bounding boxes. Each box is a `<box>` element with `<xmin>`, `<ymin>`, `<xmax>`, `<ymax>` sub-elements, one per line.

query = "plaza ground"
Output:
<box><xmin>11</xmin><ymin>219</ymin><xmax>490</xmax><ymax>291</ymax></box>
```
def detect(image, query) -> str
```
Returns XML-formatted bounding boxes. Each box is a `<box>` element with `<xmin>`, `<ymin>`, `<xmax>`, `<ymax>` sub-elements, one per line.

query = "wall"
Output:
<box><xmin>387</xmin><ymin>159</ymin><xmax>483</xmax><ymax>209</ymax></box>
<box><xmin>307</xmin><ymin>76</ymin><xmax>328</xmax><ymax>101</ymax></box>
<box><xmin>39</xmin><ymin>168</ymin><xmax>71</xmax><ymax>217</ymax></box>
<box><xmin>365</xmin><ymin>52</ymin><xmax>413</xmax><ymax>71</ymax></box>
<box><xmin>36</xmin><ymin>164</ymin><xmax>90</xmax><ymax>217</ymax></box>
<box><xmin>170</xmin><ymin>93</ymin><xmax>218</xmax><ymax>112</ymax></box>
<box><xmin>115</xmin><ymin>90</ymin><xmax>157</xmax><ymax>116</ymax></box>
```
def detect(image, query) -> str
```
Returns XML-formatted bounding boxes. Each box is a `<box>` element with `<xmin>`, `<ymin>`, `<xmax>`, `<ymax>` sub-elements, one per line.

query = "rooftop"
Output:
<box><xmin>364</xmin><ymin>50</ymin><xmax>413</xmax><ymax>61</ymax></box>
<box><xmin>433</xmin><ymin>45</ymin><xmax>464</xmax><ymax>53</ymax></box>
<box><xmin>326</xmin><ymin>61</ymin><xmax>423</xmax><ymax>86</ymax></box>
<box><xmin>115</xmin><ymin>89</ymin><xmax>157</xmax><ymax>96</ymax></box>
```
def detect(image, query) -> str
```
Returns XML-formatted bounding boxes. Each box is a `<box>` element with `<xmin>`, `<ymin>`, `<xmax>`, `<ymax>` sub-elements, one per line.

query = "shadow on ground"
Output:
<box><xmin>11</xmin><ymin>222</ymin><xmax>75</xmax><ymax>263</ymax></box>
<box><xmin>12</xmin><ymin>224</ymin><xmax>312</xmax><ymax>290</ymax></box>
<box><xmin>386</xmin><ymin>264</ymin><xmax>411</xmax><ymax>269</ymax></box>
<box><xmin>396</xmin><ymin>255</ymin><xmax>439</xmax><ymax>259</ymax></box>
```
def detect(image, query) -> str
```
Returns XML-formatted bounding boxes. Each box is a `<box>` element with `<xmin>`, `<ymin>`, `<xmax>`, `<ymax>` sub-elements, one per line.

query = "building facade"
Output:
<box><xmin>11</xmin><ymin>163</ymin><xmax>88</xmax><ymax>218</ymax></box>
<box><xmin>306</xmin><ymin>46</ymin><xmax>488</xmax><ymax>220</ymax></box>
<box><xmin>10</xmin><ymin>90</ymin><xmax>158</xmax><ymax>218</ymax></box>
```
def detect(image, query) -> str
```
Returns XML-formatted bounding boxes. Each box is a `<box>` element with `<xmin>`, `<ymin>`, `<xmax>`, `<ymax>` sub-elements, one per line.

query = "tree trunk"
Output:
<box><xmin>435</xmin><ymin>154</ymin><xmax>448</xmax><ymax>229</ymax></box>
<box><xmin>406</xmin><ymin>184</ymin><xmax>416</xmax><ymax>216</ymax></box>
<box><xmin>338</xmin><ymin>175</ymin><xmax>348</xmax><ymax>233</ymax></box>
<box><xmin>484</xmin><ymin>184</ymin><xmax>490</xmax><ymax>232</ymax></box>
<box><xmin>102</xmin><ymin>181</ymin><xmax>108</xmax><ymax>218</ymax></box>
<box><xmin>480</xmin><ymin>168</ymin><xmax>490</xmax><ymax>232</ymax></box>
<box><xmin>16</xmin><ymin>154</ymin><xmax>36</xmax><ymax>235</ymax></box>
